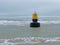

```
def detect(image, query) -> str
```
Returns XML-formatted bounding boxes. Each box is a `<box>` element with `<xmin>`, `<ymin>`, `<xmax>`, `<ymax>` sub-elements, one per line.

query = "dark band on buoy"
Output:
<box><xmin>32</xmin><ymin>19</ymin><xmax>38</xmax><ymax>22</ymax></box>
<box><xmin>30</xmin><ymin>22</ymin><xmax>40</xmax><ymax>27</ymax></box>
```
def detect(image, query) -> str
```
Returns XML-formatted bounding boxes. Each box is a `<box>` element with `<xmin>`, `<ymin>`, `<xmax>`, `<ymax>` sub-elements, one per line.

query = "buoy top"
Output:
<box><xmin>32</xmin><ymin>11</ymin><xmax>38</xmax><ymax>19</ymax></box>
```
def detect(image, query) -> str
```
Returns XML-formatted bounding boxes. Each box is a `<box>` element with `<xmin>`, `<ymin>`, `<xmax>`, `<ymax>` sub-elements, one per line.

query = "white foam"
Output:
<box><xmin>40</xmin><ymin>16</ymin><xmax>60</xmax><ymax>17</ymax></box>
<box><xmin>39</xmin><ymin>21</ymin><xmax>60</xmax><ymax>24</ymax></box>
<box><xmin>0</xmin><ymin>20</ymin><xmax>29</xmax><ymax>26</ymax></box>
<box><xmin>0</xmin><ymin>37</ymin><xmax>60</xmax><ymax>45</ymax></box>
<box><xmin>0</xmin><ymin>20</ymin><xmax>60</xmax><ymax>26</ymax></box>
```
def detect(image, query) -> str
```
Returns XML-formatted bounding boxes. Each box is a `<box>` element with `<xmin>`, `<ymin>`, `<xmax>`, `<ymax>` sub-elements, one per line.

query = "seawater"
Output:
<box><xmin>0</xmin><ymin>16</ymin><xmax>60</xmax><ymax>45</ymax></box>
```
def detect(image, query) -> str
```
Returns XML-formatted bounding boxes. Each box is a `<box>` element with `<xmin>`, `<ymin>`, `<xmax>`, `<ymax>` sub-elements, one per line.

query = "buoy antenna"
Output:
<box><xmin>34</xmin><ymin>10</ymin><xmax>37</xmax><ymax>14</ymax></box>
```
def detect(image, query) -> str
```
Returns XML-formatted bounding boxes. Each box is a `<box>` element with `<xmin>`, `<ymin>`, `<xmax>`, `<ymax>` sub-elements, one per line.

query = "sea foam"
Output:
<box><xmin>0</xmin><ymin>37</ymin><xmax>60</xmax><ymax>45</ymax></box>
<box><xmin>0</xmin><ymin>20</ymin><xmax>60</xmax><ymax>26</ymax></box>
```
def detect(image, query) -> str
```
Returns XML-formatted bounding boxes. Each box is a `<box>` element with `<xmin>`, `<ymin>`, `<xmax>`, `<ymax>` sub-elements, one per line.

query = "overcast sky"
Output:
<box><xmin>0</xmin><ymin>0</ymin><xmax>60</xmax><ymax>15</ymax></box>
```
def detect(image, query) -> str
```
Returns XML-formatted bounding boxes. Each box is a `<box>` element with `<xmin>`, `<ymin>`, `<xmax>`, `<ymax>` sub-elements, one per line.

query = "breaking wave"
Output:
<box><xmin>0</xmin><ymin>20</ymin><xmax>60</xmax><ymax>26</ymax></box>
<box><xmin>0</xmin><ymin>37</ymin><xmax>60</xmax><ymax>45</ymax></box>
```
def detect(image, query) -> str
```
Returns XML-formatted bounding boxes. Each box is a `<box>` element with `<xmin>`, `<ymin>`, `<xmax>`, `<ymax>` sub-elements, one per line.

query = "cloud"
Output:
<box><xmin>0</xmin><ymin>0</ymin><xmax>60</xmax><ymax>15</ymax></box>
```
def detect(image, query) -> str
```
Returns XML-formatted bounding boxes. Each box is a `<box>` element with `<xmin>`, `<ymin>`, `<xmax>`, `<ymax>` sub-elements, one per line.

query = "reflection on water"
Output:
<box><xmin>30</xmin><ymin>28</ymin><xmax>41</xmax><ymax>37</ymax></box>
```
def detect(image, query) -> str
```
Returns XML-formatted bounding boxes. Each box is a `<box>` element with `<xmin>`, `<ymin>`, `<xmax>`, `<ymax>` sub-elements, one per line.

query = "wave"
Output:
<box><xmin>0</xmin><ymin>20</ymin><xmax>29</xmax><ymax>26</ymax></box>
<box><xmin>0</xmin><ymin>20</ymin><xmax>60</xmax><ymax>26</ymax></box>
<box><xmin>0</xmin><ymin>37</ymin><xmax>60</xmax><ymax>45</ymax></box>
<box><xmin>40</xmin><ymin>16</ymin><xmax>60</xmax><ymax>17</ymax></box>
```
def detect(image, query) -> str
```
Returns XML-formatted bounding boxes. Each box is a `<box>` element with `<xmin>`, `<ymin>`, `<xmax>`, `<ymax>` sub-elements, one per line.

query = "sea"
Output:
<box><xmin>0</xmin><ymin>0</ymin><xmax>60</xmax><ymax>45</ymax></box>
<box><xmin>0</xmin><ymin>15</ymin><xmax>60</xmax><ymax>45</ymax></box>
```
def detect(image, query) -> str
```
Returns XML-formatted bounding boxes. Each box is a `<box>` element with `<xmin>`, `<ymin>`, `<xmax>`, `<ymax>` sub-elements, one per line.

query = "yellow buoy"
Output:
<box><xmin>32</xmin><ymin>12</ymin><xmax>38</xmax><ymax>22</ymax></box>
<box><xmin>32</xmin><ymin>12</ymin><xmax>38</xmax><ymax>19</ymax></box>
<box><xmin>30</xmin><ymin>11</ymin><xmax>40</xmax><ymax>27</ymax></box>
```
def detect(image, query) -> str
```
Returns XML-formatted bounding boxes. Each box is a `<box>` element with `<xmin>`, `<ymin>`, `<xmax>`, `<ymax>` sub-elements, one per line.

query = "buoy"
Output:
<box><xmin>30</xmin><ymin>11</ymin><xmax>40</xmax><ymax>27</ymax></box>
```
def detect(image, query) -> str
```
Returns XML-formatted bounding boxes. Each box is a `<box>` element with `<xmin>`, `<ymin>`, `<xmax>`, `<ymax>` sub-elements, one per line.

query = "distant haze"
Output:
<box><xmin>0</xmin><ymin>0</ymin><xmax>60</xmax><ymax>16</ymax></box>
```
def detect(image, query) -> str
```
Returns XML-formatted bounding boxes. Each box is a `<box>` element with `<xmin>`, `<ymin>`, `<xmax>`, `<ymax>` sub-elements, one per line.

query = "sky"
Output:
<box><xmin>0</xmin><ymin>0</ymin><xmax>60</xmax><ymax>16</ymax></box>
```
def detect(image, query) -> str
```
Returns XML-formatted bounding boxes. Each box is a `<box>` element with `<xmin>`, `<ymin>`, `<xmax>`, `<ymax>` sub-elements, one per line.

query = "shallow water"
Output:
<box><xmin>0</xmin><ymin>19</ymin><xmax>60</xmax><ymax>45</ymax></box>
<box><xmin>0</xmin><ymin>20</ymin><xmax>60</xmax><ymax>39</ymax></box>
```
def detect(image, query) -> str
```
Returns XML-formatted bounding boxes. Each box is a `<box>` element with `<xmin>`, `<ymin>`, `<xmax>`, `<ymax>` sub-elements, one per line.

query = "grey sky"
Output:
<box><xmin>0</xmin><ymin>0</ymin><xmax>60</xmax><ymax>15</ymax></box>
